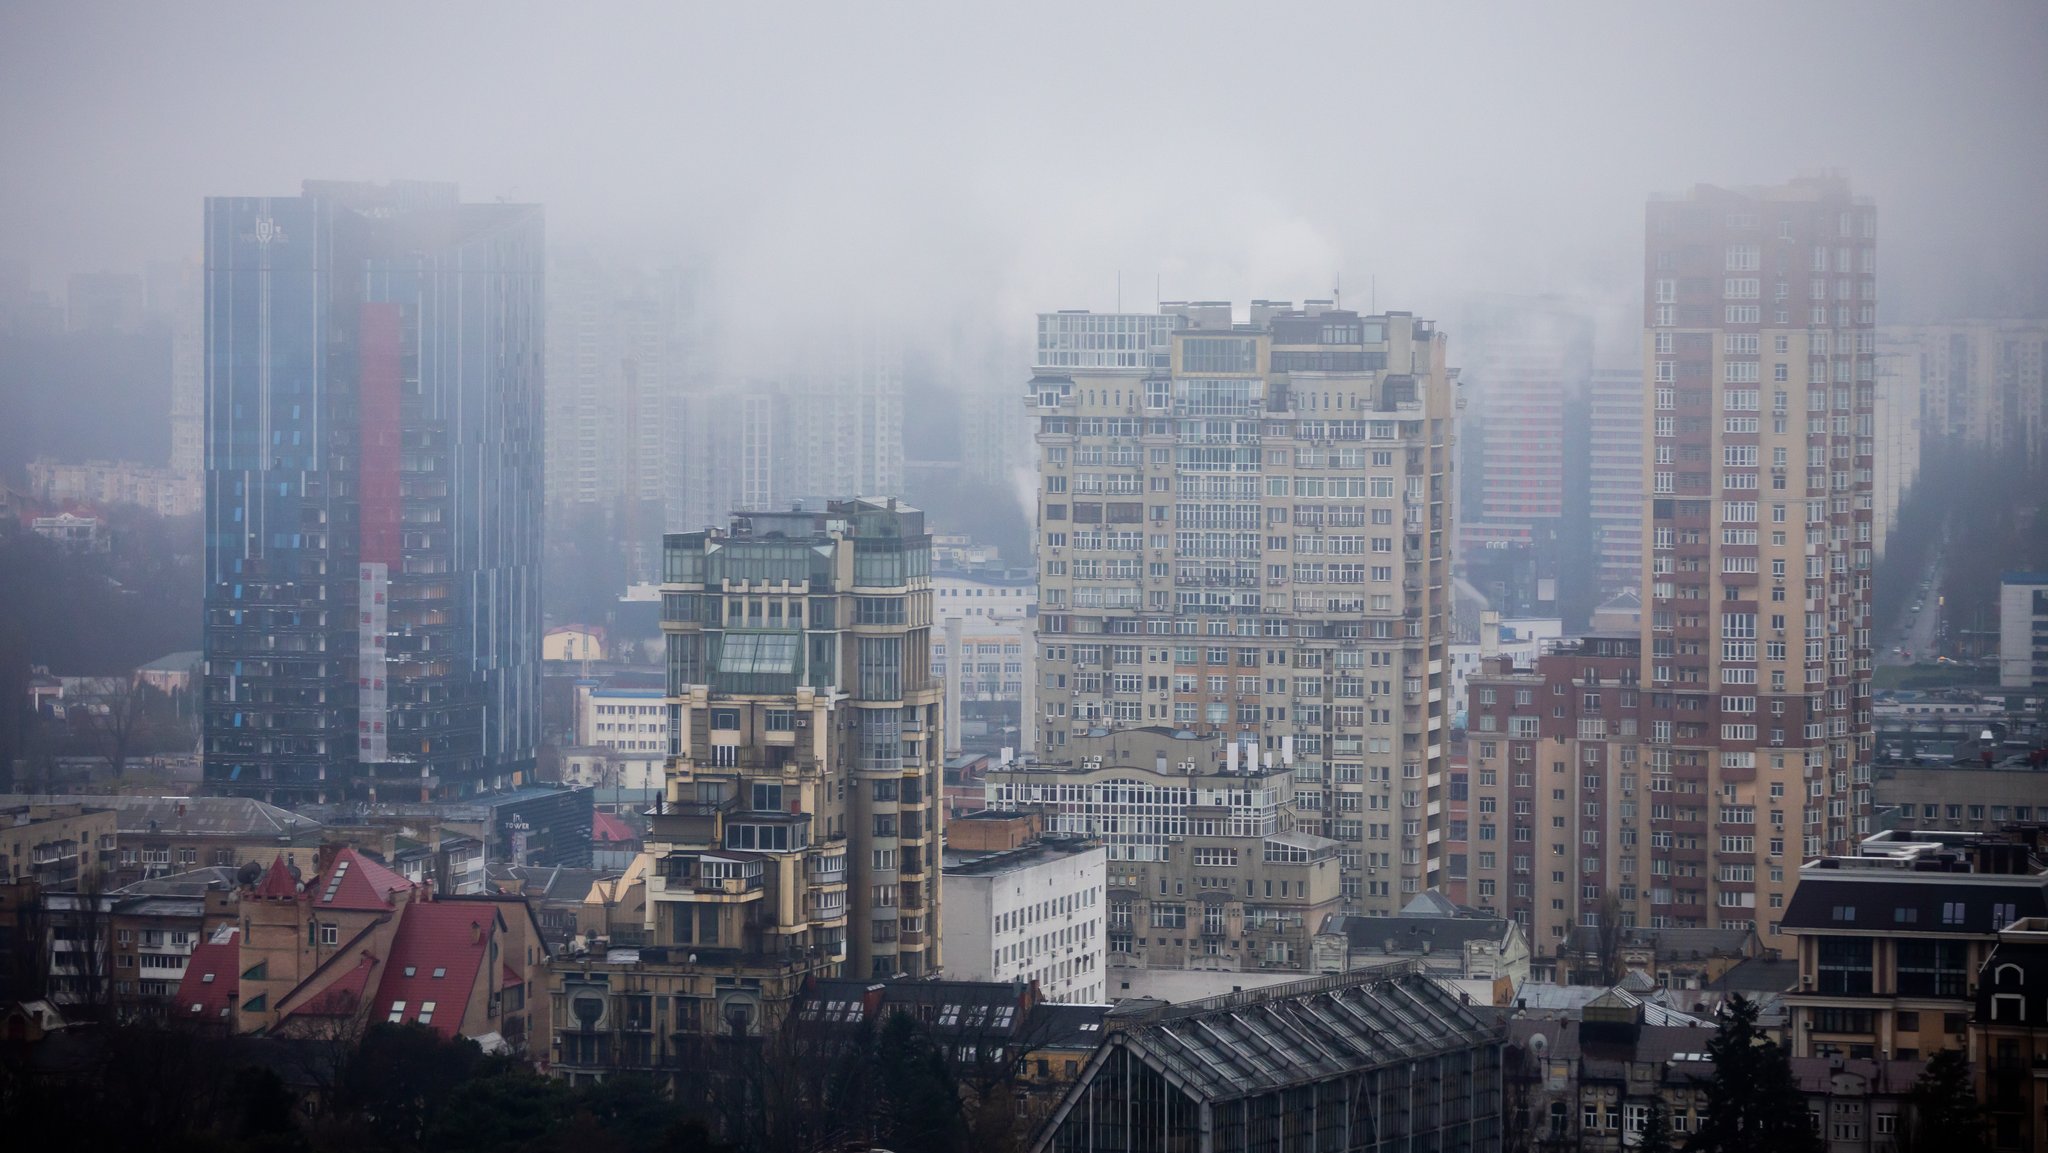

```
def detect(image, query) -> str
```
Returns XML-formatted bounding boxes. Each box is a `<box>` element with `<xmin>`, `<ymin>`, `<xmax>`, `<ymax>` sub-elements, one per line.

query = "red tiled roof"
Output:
<box><xmin>290</xmin><ymin>954</ymin><xmax>378</xmax><ymax>1018</ymax></box>
<box><xmin>254</xmin><ymin>855</ymin><xmax>300</xmax><ymax>899</ymax></box>
<box><xmin>311</xmin><ymin>847</ymin><xmax>414</xmax><ymax>911</ymax></box>
<box><xmin>174</xmin><ymin>927</ymin><xmax>240</xmax><ymax>1023</ymax></box>
<box><xmin>593</xmin><ymin>811</ymin><xmax>635</xmax><ymax>844</ymax></box>
<box><xmin>375</xmin><ymin>901</ymin><xmax>499</xmax><ymax>1039</ymax></box>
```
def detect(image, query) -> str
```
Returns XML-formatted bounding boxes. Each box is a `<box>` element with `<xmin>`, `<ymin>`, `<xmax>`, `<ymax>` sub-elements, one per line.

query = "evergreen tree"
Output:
<box><xmin>1898</xmin><ymin>1049</ymin><xmax>1989</xmax><ymax>1153</ymax></box>
<box><xmin>1685</xmin><ymin>994</ymin><xmax>1818</xmax><ymax>1153</ymax></box>
<box><xmin>1638</xmin><ymin>1096</ymin><xmax>1675</xmax><ymax>1153</ymax></box>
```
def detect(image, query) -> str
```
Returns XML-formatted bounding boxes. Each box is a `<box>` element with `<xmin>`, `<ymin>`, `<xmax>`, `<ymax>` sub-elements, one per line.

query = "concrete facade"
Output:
<box><xmin>942</xmin><ymin>836</ymin><xmax>1106</xmax><ymax>1002</ymax></box>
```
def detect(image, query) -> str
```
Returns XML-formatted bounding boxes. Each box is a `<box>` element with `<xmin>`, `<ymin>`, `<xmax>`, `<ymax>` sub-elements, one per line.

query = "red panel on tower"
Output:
<box><xmin>358</xmin><ymin>303</ymin><xmax>402</xmax><ymax>568</ymax></box>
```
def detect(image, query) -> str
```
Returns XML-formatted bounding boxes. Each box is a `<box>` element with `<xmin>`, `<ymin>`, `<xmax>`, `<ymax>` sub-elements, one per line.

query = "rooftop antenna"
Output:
<box><xmin>1334</xmin><ymin>272</ymin><xmax>1341</xmax><ymax>310</ymax></box>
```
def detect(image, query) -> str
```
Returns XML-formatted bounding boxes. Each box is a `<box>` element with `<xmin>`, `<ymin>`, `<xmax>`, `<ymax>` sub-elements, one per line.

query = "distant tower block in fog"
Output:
<box><xmin>1026</xmin><ymin>301</ymin><xmax>1458</xmax><ymax>922</ymax></box>
<box><xmin>1589</xmin><ymin>367</ymin><xmax>1645</xmax><ymax>595</ymax></box>
<box><xmin>202</xmin><ymin>181</ymin><xmax>543</xmax><ymax>804</ymax></box>
<box><xmin>1455</xmin><ymin>297</ymin><xmax>1594</xmax><ymax>621</ymax></box>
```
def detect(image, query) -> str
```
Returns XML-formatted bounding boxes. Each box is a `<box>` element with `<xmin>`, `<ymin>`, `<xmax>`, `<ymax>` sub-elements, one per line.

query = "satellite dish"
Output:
<box><xmin>1530</xmin><ymin>1033</ymin><xmax>1549</xmax><ymax>1058</ymax></box>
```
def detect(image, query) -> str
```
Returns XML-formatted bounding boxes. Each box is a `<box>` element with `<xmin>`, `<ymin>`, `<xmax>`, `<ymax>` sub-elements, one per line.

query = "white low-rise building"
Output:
<box><xmin>942</xmin><ymin>830</ymin><xmax>1105</xmax><ymax>1003</ymax></box>
<box><xmin>2001</xmin><ymin>572</ymin><xmax>2048</xmax><ymax>689</ymax></box>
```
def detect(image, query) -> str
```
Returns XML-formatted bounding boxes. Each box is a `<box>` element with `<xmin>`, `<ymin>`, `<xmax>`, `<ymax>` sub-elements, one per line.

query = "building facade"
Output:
<box><xmin>1641</xmin><ymin>174</ymin><xmax>1876</xmax><ymax>890</ymax></box>
<box><xmin>1456</xmin><ymin>296</ymin><xmax>1595</xmax><ymax>622</ymax></box>
<box><xmin>202</xmin><ymin>180</ymin><xmax>544</xmax><ymax>803</ymax></box>
<box><xmin>1465</xmin><ymin>637</ymin><xmax>1651</xmax><ymax>956</ymax></box>
<box><xmin>1461</xmin><ymin>176</ymin><xmax>1885</xmax><ymax>960</ymax></box>
<box><xmin>1999</xmin><ymin>572</ymin><xmax>2048</xmax><ymax>689</ymax></box>
<box><xmin>1028</xmin><ymin>302</ymin><xmax>1457</xmax><ymax>916</ymax></box>
<box><xmin>1871</xmin><ymin>339</ymin><xmax>1922</xmax><ymax>560</ymax></box>
<box><xmin>1880</xmin><ymin>319</ymin><xmax>2048</xmax><ymax>469</ymax></box>
<box><xmin>942</xmin><ymin>832</ymin><xmax>1106</xmax><ymax>1002</ymax></box>
<box><xmin>985</xmin><ymin>728</ymin><xmax>1342</xmax><ymax>974</ymax></box>
<box><xmin>653</xmin><ymin>499</ymin><xmax>943</xmax><ymax>980</ymax></box>
<box><xmin>1780</xmin><ymin>829</ymin><xmax>2047</xmax><ymax>1063</ymax></box>
<box><xmin>1975</xmin><ymin>917</ymin><xmax>2048</xmax><ymax>1152</ymax></box>
<box><xmin>1589</xmin><ymin>367</ymin><xmax>1646</xmax><ymax>596</ymax></box>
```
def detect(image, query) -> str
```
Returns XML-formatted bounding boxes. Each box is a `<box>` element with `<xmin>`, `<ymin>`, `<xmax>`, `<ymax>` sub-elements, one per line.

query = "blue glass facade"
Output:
<box><xmin>203</xmin><ymin>182</ymin><xmax>542</xmax><ymax>803</ymax></box>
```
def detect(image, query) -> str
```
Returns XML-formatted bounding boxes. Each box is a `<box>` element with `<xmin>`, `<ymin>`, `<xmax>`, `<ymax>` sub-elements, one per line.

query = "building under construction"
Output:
<box><xmin>1035</xmin><ymin>964</ymin><xmax>1504</xmax><ymax>1153</ymax></box>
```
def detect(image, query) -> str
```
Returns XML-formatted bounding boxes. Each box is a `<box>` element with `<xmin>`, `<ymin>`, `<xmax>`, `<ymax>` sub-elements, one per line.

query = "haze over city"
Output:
<box><xmin>2</xmin><ymin>5</ymin><xmax>2048</xmax><ymax>1153</ymax></box>
<box><xmin>6</xmin><ymin>2</ymin><xmax>2047</xmax><ymax>347</ymax></box>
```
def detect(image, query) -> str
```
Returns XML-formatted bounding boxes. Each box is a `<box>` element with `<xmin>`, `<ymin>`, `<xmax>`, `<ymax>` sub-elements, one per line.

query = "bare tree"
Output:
<box><xmin>50</xmin><ymin>867</ymin><xmax>116</xmax><ymax>1021</ymax></box>
<box><xmin>72</xmin><ymin>676</ymin><xmax>156</xmax><ymax>779</ymax></box>
<box><xmin>1596</xmin><ymin>891</ymin><xmax>1625</xmax><ymax>985</ymax></box>
<box><xmin>0</xmin><ymin>879</ymin><xmax>51</xmax><ymax>1003</ymax></box>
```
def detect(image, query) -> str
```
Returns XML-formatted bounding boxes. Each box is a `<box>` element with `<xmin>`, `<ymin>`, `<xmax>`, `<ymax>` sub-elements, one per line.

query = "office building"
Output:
<box><xmin>1028</xmin><ymin>301</ymin><xmax>1457</xmax><ymax>916</ymax></box>
<box><xmin>202</xmin><ymin>181</ymin><xmax>544</xmax><ymax>803</ymax></box>
<box><xmin>650</xmin><ymin>498</ymin><xmax>943</xmax><ymax>981</ymax></box>
<box><xmin>1465</xmin><ymin>176</ymin><xmax>1884</xmax><ymax>959</ymax></box>
<box><xmin>2000</xmin><ymin>572</ymin><xmax>2048</xmax><ymax>688</ymax></box>
<box><xmin>985</xmin><ymin>727</ymin><xmax>1342</xmax><ymax>973</ymax></box>
<box><xmin>1589</xmin><ymin>367</ymin><xmax>1645</xmax><ymax>595</ymax></box>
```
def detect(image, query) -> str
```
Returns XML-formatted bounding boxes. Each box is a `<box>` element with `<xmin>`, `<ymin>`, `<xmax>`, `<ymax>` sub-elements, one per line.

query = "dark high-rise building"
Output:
<box><xmin>203</xmin><ymin>181</ymin><xmax>543</xmax><ymax>804</ymax></box>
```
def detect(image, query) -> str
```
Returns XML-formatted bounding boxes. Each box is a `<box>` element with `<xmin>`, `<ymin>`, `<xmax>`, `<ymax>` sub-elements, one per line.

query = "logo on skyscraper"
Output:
<box><xmin>253</xmin><ymin>217</ymin><xmax>286</xmax><ymax>245</ymax></box>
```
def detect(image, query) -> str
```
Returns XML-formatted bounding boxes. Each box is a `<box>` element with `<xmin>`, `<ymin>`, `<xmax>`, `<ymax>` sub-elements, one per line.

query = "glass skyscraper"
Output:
<box><xmin>203</xmin><ymin>181</ymin><xmax>543</xmax><ymax>803</ymax></box>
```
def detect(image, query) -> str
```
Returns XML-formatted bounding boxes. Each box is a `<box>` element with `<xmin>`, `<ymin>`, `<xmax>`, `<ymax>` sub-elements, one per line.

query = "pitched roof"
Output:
<box><xmin>174</xmin><ymin>925</ymin><xmax>241</xmax><ymax>1023</ymax></box>
<box><xmin>0</xmin><ymin>793</ymin><xmax>321</xmax><ymax>839</ymax></box>
<box><xmin>593</xmin><ymin>811</ymin><xmax>635</xmax><ymax>844</ymax></box>
<box><xmin>254</xmin><ymin>855</ymin><xmax>300</xmax><ymax>899</ymax></box>
<box><xmin>1706</xmin><ymin>957</ymin><xmax>1799</xmax><ymax>993</ymax></box>
<box><xmin>375</xmin><ymin>901</ymin><xmax>499</xmax><ymax>1039</ymax></box>
<box><xmin>1102</xmin><ymin>971</ymin><xmax>1499</xmax><ymax>1101</ymax></box>
<box><xmin>112</xmin><ymin>865</ymin><xmax>243</xmax><ymax>898</ymax></box>
<box><xmin>310</xmin><ymin>847</ymin><xmax>414</xmax><ymax>911</ymax></box>
<box><xmin>1327</xmin><ymin>911</ymin><xmax>1514</xmax><ymax>953</ymax></box>
<box><xmin>290</xmin><ymin>954</ymin><xmax>379</xmax><ymax>1018</ymax></box>
<box><xmin>1782</xmin><ymin>874</ymin><xmax>2048</xmax><ymax>934</ymax></box>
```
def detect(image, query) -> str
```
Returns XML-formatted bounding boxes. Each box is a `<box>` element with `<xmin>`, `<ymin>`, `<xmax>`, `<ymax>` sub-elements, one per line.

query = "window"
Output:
<box><xmin>1896</xmin><ymin>940</ymin><xmax>1969</xmax><ymax>997</ymax></box>
<box><xmin>1817</xmin><ymin>938</ymin><xmax>1873</xmax><ymax>995</ymax></box>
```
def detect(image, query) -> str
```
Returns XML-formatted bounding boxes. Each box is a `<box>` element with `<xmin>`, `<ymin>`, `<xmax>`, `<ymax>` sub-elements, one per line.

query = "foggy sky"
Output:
<box><xmin>5</xmin><ymin>1</ymin><xmax>2045</xmax><ymax>362</ymax></box>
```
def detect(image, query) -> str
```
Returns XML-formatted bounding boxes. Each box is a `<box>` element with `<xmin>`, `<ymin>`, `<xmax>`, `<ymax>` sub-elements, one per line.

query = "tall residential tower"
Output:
<box><xmin>1466</xmin><ymin>176</ymin><xmax>1876</xmax><ymax>958</ymax></box>
<box><xmin>202</xmin><ymin>181</ymin><xmax>543</xmax><ymax>803</ymax></box>
<box><xmin>651</xmin><ymin>499</ymin><xmax>943</xmax><ymax>980</ymax></box>
<box><xmin>1027</xmin><ymin>301</ymin><xmax>1457</xmax><ymax>919</ymax></box>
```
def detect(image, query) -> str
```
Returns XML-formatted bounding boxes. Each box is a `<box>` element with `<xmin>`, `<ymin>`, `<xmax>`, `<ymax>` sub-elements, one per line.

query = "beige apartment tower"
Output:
<box><xmin>1027</xmin><ymin>302</ymin><xmax>1457</xmax><ymax>918</ymax></box>
<box><xmin>651</xmin><ymin>499</ymin><xmax>943</xmax><ymax>982</ymax></box>
<box><xmin>1466</xmin><ymin>176</ymin><xmax>1877</xmax><ymax>961</ymax></box>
